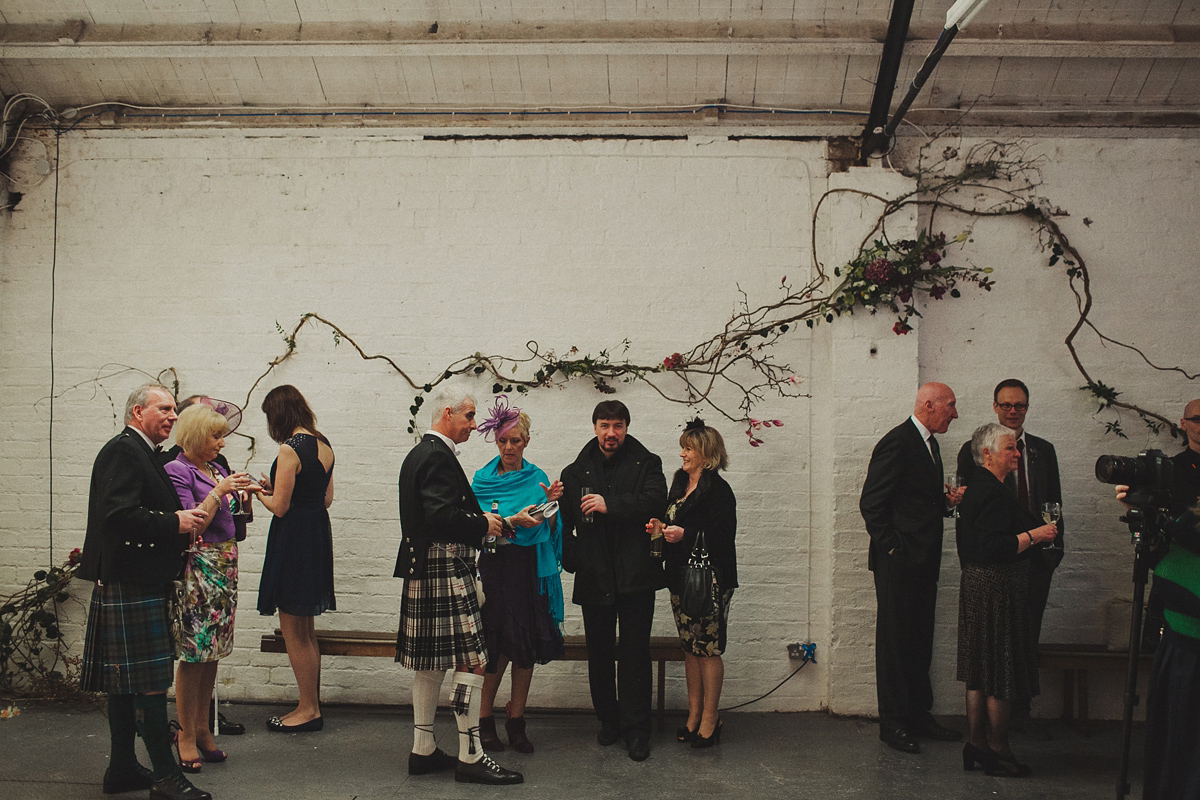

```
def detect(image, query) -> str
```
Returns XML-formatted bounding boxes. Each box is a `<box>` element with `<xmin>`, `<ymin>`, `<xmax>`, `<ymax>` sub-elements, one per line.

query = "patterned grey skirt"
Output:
<box><xmin>395</xmin><ymin>542</ymin><xmax>487</xmax><ymax>671</ymax></box>
<box><xmin>956</xmin><ymin>560</ymin><xmax>1039</xmax><ymax>701</ymax></box>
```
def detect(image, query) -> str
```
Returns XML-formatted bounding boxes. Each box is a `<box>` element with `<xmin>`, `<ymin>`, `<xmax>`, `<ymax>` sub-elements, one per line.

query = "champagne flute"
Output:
<box><xmin>946</xmin><ymin>475</ymin><xmax>962</xmax><ymax>518</ymax></box>
<box><xmin>1041</xmin><ymin>501</ymin><xmax>1062</xmax><ymax>549</ymax></box>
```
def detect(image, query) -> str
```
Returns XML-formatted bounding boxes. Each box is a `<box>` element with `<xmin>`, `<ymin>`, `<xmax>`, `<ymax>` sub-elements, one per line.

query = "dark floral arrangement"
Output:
<box><xmin>0</xmin><ymin>548</ymin><xmax>92</xmax><ymax>701</ymax></box>
<box><xmin>820</xmin><ymin>230</ymin><xmax>995</xmax><ymax>335</ymax></box>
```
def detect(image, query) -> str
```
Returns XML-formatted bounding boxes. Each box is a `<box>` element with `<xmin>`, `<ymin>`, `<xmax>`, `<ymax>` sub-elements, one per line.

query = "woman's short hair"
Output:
<box><xmin>679</xmin><ymin>424</ymin><xmax>729</xmax><ymax>471</ymax></box>
<box><xmin>174</xmin><ymin>404</ymin><xmax>229</xmax><ymax>454</ymax></box>
<box><xmin>506</xmin><ymin>411</ymin><xmax>531</xmax><ymax>441</ymax></box>
<box><xmin>971</xmin><ymin>422</ymin><xmax>1013</xmax><ymax>466</ymax></box>
<box><xmin>428</xmin><ymin>385</ymin><xmax>475</xmax><ymax>428</ymax></box>
<box><xmin>261</xmin><ymin>384</ymin><xmax>322</xmax><ymax>444</ymax></box>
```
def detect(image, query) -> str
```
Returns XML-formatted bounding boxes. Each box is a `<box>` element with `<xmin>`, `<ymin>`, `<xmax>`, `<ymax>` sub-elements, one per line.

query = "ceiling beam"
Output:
<box><xmin>3</xmin><ymin>21</ymin><xmax>1199</xmax><ymax>60</ymax></box>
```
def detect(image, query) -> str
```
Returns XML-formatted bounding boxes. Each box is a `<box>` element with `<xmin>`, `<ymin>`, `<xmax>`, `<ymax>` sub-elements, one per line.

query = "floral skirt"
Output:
<box><xmin>175</xmin><ymin>540</ymin><xmax>238</xmax><ymax>663</ymax></box>
<box><xmin>670</xmin><ymin>590</ymin><xmax>734</xmax><ymax>657</ymax></box>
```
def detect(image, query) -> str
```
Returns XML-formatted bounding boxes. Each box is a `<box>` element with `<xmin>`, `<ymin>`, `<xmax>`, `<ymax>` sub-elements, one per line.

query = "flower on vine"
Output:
<box><xmin>662</xmin><ymin>353</ymin><xmax>684</xmax><ymax>370</ymax></box>
<box><xmin>898</xmin><ymin>289</ymin><xmax>912</xmax><ymax>303</ymax></box>
<box><xmin>864</xmin><ymin>258</ymin><xmax>895</xmax><ymax>284</ymax></box>
<box><xmin>929</xmin><ymin>284</ymin><xmax>947</xmax><ymax>300</ymax></box>
<box><xmin>67</xmin><ymin>548</ymin><xmax>81</xmax><ymax>566</ymax></box>
<box><xmin>893</xmin><ymin>320</ymin><xmax>912</xmax><ymax>335</ymax></box>
<box><xmin>925</xmin><ymin>250</ymin><xmax>942</xmax><ymax>265</ymax></box>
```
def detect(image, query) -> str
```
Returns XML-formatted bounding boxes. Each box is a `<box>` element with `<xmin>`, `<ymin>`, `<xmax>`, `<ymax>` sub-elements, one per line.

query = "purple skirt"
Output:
<box><xmin>478</xmin><ymin>543</ymin><xmax>563</xmax><ymax>670</ymax></box>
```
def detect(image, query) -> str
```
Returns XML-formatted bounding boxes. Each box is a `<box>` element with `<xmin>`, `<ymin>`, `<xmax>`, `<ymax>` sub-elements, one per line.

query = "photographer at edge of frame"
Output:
<box><xmin>1114</xmin><ymin>398</ymin><xmax>1200</xmax><ymax>800</ymax></box>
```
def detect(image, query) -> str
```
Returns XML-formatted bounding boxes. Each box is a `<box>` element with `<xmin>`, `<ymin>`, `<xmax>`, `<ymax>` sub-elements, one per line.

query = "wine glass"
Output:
<box><xmin>1041</xmin><ymin>501</ymin><xmax>1062</xmax><ymax>549</ymax></box>
<box><xmin>946</xmin><ymin>475</ymin><xmax>962</xmax><ymax>518</ymax></box>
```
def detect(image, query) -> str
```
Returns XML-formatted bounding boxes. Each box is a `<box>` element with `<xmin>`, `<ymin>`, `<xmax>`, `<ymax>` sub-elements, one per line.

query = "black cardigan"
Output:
<box><xmin>663</xmin><ymin>469</ymin><xmax>738</xmax><ymax>595</ymax></box>
<box><xmin>955</xmin><ymin>465</ymin><xmax>1041</xmax><ymax>567</ymax></box>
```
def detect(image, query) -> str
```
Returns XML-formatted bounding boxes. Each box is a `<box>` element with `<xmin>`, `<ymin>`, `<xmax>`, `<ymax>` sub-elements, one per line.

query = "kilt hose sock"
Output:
<box><xmin>411</xmin><ymin>669</ymin><xmax>446</xmax><ymax>756</ymax></box>
<box><xmin>451</xmin><ymin>671</ymin><xmax>485</xmax><ymax>764</ymax></box>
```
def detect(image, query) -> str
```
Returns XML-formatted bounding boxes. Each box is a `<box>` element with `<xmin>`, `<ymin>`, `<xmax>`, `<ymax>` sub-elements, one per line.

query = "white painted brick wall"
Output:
<box><xmin>0</xmin><ymin>129</ymin><xmax>1193</xmax><ymax>720</ymax></box>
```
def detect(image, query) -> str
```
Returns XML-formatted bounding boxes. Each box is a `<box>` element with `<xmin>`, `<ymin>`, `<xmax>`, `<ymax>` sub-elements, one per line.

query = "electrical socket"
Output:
<box><xmin>787</xmin><ymin>642</ymin><xmax>818</xmax><ymax>662</ymax></box>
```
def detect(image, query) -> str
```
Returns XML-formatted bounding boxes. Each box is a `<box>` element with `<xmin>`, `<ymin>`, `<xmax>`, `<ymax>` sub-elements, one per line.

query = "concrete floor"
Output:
<box><xmin>0</xmin><ymin>702</ymin><xmax>1142</xmax><ymax>800</ymax></box>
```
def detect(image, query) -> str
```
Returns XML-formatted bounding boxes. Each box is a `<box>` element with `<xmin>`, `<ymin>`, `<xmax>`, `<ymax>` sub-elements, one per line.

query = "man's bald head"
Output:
<box><xmin>914</xmin><ymin>382</ymin><xmax>958</xmax><ymax>435</ymax></box>
<box><xmin>1183</xmin><ymin>398</ymin><xmax>1200</xmax><ymax>454</ymax></box>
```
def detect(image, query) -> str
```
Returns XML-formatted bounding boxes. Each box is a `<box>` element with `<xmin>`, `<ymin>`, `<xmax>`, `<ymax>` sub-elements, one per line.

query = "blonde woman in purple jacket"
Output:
<box><xmin>163</xmin><ymin>404</ymin><xmax>256</xmax><ymax>771</ymax></box>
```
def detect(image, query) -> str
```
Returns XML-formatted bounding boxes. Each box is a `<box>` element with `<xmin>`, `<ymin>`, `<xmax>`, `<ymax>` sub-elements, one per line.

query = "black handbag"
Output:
<box><xmin>679</xmin><ymin>530</ymin><xmax>718</xmax><ymax>619</ymax></box>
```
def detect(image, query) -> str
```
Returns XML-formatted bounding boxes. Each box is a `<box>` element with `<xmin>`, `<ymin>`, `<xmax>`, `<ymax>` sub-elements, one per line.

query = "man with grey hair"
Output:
<box><xmin>78</xmin><ymin>384</ymin><xmax>211</xmax><ymax>800</ymax></box>
<box><xmin>394</xmin><ymin>387</ymin><xmax>521</xmax><ymax>785</ymax></box>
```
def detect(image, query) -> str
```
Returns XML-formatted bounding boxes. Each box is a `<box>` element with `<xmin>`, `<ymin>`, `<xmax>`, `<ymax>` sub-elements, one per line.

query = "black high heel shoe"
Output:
<box><xmin>676</xmin><ymin>724</ymin><xmax>697</xmax><ymax>743</ymax></box>
<box><xmin>962</xmin><ymin>742</ymin><xmax>998</xmax><ymax>772</ymax></box>
<box><xmin>987</xmin><ymin>750</ymin><xmax>1032</xmax><ymax>778</ymax></box>
<box><xmin>691</xmin><ymin>718</ymin><xmax>722</xmax><ymax>749</ymax></box>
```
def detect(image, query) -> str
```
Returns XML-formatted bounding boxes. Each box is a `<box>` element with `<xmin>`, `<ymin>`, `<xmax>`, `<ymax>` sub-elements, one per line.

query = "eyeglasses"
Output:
<box><xmin>996</xmin><ymin>403</ymin><xmax>1028</xmax><ymax>412</ymax></box>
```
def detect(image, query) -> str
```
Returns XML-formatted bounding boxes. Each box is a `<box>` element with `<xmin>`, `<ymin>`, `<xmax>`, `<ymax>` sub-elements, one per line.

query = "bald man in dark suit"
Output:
<box><xmin>861</xmin><ymin>382</ymin><xmax>965</xmax><ymax>754</ymax></box>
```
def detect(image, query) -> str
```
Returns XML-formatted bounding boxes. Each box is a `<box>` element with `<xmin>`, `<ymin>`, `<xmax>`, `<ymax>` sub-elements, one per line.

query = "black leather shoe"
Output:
<box><xmin>626</xmin><ymin>736</ymin><xmax>650</xmax><ymax>762</ymax></box>
<box><xmin>103</xmin><ymin>764</ymin><xmax>153</xmax><ymax>794</ymax></box>
<box><xmin>455</xmin><ymin>754</ymin><xmax>524</xmax><ymax>785</ymax></box>
<box><xmin>217</xmin><ymin>713</ymin><xmax>245</xmax><ymax>736</ymax></box>
<box><xmin>909</xmin><ymin>717</ymin><xmax>963</xmax><ymax>742</ymax></box>
<box><xmin>880</xmin><ymin>726</ymin><xmax>921</xmax><ymax>754</ymax></box>
<box><xmin>149</xmin><ymin>772</ymin><xmax>212</xmax><ymax>800</ymax></box>
<box><xmin>408</xmin><ymin>748</ymin><xmax>457</xmax><ymax>776</ymax></box>
<box><xmin>596</xmin><ymin>722</ymin><xmax>620</xmax><ymax>746</ymax></box>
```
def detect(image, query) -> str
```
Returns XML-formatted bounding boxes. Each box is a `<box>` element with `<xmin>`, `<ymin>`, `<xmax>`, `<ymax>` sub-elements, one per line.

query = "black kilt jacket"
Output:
<box><xmin>394</xmin><ymin>434</ymin><xmax>490</xmax><ymax>580</ymax></box>
<box><xmin>77</xmin><ymin>427</ymin><xmax>186</xmax><ymax>585</ymax></box>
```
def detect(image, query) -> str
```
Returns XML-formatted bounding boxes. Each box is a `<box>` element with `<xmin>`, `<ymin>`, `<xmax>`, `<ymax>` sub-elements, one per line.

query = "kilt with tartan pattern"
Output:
<box><xmin>81</xmin><ymin>581</ymin><xmax>175</xmax><ymax>694</ymax></box>
<box><xmin>395</xmin><ymin>542</ymin><xmax>487</xmax><ymax>671</ymax></box>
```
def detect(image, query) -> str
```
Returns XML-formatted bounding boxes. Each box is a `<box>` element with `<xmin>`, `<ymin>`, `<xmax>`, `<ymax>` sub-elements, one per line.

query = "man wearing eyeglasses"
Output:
<box><xmin>956</xmin><ymin>378</ymin><xmax>1063</xmax><ymax>729</ymax></box>
<box><xmin>1171</xmin><ymin>399</ymin><xmax>1200</xmax><ymax>515</ymax></box>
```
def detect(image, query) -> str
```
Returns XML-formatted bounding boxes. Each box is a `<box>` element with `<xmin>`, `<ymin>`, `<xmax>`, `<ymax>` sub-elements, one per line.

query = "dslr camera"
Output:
<box><xmin>1095</xmin><ymin>449</ymin><xmax>1175</xmax><ymax>544</ymax></box>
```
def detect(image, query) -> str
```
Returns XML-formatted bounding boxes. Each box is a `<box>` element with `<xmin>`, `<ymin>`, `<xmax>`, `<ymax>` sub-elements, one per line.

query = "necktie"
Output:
<box><xmin>1016</xmin><ymin>438</ymin><xmax>1030</xmax><ymax>510</ymax></box>
<box><xmin>929</xmin><ymin>435</ymin><xmax>942</xmax><ymax>474</ymax></box>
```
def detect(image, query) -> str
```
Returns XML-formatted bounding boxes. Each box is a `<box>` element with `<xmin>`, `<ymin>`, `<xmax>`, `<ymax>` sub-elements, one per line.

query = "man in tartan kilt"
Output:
<box><xmin>78</xmin><ymin>384</ymin><xmax>211</xmax><ymax>799</ymax></box>
<box><xmin>395</xmin><ymin>386</ymin><xmax>523</xmax><ymax>785</ymax></box>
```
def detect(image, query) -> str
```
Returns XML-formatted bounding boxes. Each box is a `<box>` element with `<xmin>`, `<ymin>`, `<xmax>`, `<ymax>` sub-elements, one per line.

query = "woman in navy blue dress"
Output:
<box><xmin>255</xmin><ymin>385</ymin><xmax>335</xmax><ymax>732</ymax></box>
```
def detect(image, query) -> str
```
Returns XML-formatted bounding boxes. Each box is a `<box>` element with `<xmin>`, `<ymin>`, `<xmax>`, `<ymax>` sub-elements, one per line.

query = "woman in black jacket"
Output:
<box><xmin>648</xmin><ymin>419</ymin><xmax>737</xmax><ymax>749</ymax></box>
<box><xmin>956</xmin><ymin>423</ymin><xmax>1057</xmax><ymax>777</ymax></box>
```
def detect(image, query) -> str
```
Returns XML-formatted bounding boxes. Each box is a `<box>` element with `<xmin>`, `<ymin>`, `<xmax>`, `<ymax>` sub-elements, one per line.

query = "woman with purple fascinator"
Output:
<box><xmin>470</xmin><ymin>395</ymin><xmax>565</xmax><ymax>754</ymax></box>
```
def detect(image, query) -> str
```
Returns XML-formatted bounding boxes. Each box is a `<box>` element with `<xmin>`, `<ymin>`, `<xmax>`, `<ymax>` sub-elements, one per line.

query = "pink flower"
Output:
<box><xmin>893</xmin><ymin>320</ymin><xmax>911</xmax><ymax>335</ymax></box>
<box><xmin>662</xmin><ymin>353</ymin><xmax>684</xmax><ymax>370</ymax></box>
<box><xmin>864</xmin><ymin>258</ymin><xmax>895</xmax><ymax>284</ymax></box>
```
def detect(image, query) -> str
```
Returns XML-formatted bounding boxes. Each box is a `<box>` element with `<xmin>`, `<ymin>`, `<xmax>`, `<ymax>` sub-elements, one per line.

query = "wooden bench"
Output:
<box><xmin>1038</xmin><ymin>643</ymin><xmax>1154</xmax><ymax>733</ymax></box>
<box><xmin>261</xmin><ymin>629</ymin><xmax>686</xmax><ymax>720</ymax></box>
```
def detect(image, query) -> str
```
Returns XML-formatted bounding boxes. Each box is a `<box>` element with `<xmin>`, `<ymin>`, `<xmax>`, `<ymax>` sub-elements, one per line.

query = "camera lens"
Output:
<box><xmin>1095</xmin><ymin>455</ymin><xmax>1144</xmax><ymax>485</ymax></box>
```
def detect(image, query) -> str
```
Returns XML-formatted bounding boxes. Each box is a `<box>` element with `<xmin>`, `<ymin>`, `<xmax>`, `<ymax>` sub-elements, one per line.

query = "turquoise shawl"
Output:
<box><xmin>471</xmin><ymin>455</ymin><xmax>564</xmax><ymax>628</ymax></box>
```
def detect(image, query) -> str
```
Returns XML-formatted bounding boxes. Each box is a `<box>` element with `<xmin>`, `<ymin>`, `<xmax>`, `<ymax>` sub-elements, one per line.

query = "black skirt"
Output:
<box><xmin>956</xmin><ymin>561</ymin><xmax>1038</xmax><ymax>700</ymax></box>
<box><xmin>478</xmin><ymin>543</ymin><xmax>563</xmax><ymax>670</ymax></box>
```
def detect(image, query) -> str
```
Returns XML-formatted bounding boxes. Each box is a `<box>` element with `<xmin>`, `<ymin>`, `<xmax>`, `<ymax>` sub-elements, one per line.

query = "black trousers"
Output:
<box><xmin>580</xmin><ymin>591</ymin><xmax>655</xmax><ymax>740</ymax></box>
<box><xmin>873</xmin><ymin>555</ymin><xmax>940</xmax><ymax>731</ymax></box>
<box><xmin>1012</xmin><ymin>561</ymin><xmax>1056</xmax><ymax>716</ymax></box>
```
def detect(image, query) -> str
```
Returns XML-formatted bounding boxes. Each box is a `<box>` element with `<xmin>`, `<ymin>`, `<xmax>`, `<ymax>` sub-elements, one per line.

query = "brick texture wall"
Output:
<box><xmin>0</xmin><ymin>130</ymin><xmax>1193</xmax><ymax>719</ymax></box>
